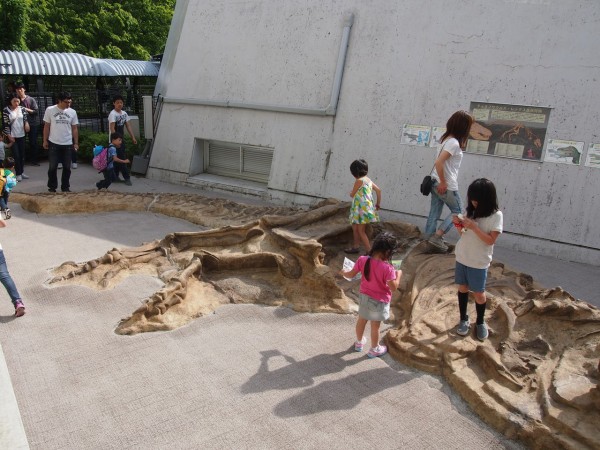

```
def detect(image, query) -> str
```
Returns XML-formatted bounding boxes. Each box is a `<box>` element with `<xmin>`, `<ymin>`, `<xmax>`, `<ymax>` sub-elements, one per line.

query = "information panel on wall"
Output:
<box><xmin>467</xmin><ymin>102</ymin><xmax>551</xmax><ymax>161</ymax></box>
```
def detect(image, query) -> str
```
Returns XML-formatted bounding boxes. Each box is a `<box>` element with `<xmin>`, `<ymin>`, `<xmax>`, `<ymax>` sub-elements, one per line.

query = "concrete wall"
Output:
<box><xmin>149</xmin><ymin>0</ymin><xmax>600</xmax><ymax>265</ymax></box>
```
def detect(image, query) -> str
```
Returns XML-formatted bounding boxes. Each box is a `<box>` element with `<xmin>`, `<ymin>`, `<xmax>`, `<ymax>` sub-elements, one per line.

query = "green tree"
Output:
<box><xmin>0</xmin><ymin>0</ymin><xmax>28</xmax><ymax>50</ymax></box>
<box><xmin>23</xmin><ymin>0</ymin><xmax>175</xmax><ymax>60</ymax></box>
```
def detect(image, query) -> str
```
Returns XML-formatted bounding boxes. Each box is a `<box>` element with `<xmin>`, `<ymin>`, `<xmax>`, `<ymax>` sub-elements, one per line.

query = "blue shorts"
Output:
<box><xmin>358</xmin><ymin>293</ymin><xmax>390</xmax><ymax>322</ymax></box>
<box><xmin>455</xmin><ymin>262</ymin><xmax>487</xmax><ymax>293</ymax></box>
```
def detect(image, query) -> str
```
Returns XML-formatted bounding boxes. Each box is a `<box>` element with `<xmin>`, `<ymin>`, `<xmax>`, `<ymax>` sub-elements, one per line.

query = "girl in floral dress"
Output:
<box><xmin>345</xmin><ymin>159</ymin><xmax>381</xmax><ymax>253</ymax></box>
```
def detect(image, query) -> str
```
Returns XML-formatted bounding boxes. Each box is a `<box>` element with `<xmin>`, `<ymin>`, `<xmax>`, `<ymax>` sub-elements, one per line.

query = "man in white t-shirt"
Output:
<box><xmin>43</xmin><ymin>92</ymin><xmax>79</xmax><ymax>193</ymax></box>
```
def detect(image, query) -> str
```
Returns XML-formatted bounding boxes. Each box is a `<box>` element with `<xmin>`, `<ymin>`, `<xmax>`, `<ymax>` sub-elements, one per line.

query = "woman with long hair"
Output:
<box><xmin>424</xmin><ymin>110</ymin><xmax>474</xmax><ymax>251</ymax></box>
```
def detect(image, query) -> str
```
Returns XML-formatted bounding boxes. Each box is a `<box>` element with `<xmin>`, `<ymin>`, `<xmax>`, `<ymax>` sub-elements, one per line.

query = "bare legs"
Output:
<box><xmin>356</xmin><ymin>316</ymin><xmax>381</xmax><ymax>349</ymax></box>
<box><xmin>351</xmin><ymin>223</ymin><xmax>371</xmax><ymax>252</ymax></box>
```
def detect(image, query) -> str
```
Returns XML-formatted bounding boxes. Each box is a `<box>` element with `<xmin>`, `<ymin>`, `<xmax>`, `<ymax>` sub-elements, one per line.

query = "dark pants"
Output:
<box><xmin>47</xmin><ymin>143</ymin><xmax>73</xmax><ymax>191</ymax></box>
<box><xmin>11</xmin><ymin>137</ymin><xmax>26</xmax><ymax>176</ymax></box>
<box><xmin>26</xmin><ymin>124</ymin><xmax>39</xmax><ymax>164</ymax></box>
<box><xmin>97</xmin><ymin>167</ymin><xmax>115</xmax><ymax>189</ymax></box>
<box><xmin>113</xmin><ymin>143</ymin><xmax>130</xmax><ymax>180</ymax></box>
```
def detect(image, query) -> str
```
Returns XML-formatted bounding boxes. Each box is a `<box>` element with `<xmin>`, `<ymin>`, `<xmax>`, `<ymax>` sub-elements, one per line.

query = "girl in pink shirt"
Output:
<box><xmin>340</xmin><ymin>232</ymin><xmax>402</xmax><ymax>358</ymax></box>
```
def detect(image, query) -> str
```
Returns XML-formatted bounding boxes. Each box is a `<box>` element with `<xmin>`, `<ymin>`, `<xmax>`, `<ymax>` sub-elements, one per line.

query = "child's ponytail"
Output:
<box><xmin>364</xmin><ymin>252</ymin><xmax>373</xmax><ymax>281</ymax></box>
<box><xmin>363</xmin><ymin>231</ymin><xmax>398</xmax><ymax>281</ymax></box>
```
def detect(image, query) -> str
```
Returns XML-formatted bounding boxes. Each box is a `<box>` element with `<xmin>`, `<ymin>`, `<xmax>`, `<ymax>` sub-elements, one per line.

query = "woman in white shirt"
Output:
<box><xmin>424</xmin><ymin>110</ymin><xmax>473</xmax><ymax>251</ymax></box>
<box><xmin>2</xmin><ymin>93</ymin><xmax>30</xmax><ymax>181</ymax></box>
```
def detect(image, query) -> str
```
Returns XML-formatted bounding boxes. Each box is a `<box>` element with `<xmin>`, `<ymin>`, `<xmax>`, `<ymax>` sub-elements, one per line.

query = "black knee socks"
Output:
<box><xmin>476</xmin><ymin>302</ymin><xmax>486</xmax><ymax>325</ymax></box>
<box><xmin>458</xmin><ymin>291</ymin><xmax>469</xmax><ymax>321</ymax></box>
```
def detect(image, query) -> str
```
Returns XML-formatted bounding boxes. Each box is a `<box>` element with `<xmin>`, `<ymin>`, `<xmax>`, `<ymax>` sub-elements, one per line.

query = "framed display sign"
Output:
<box><xmin>585</xmin><ymin>143</ymin><xmax>600</xmax><ymax>169</ymax></box>
<box><xmin>429</xmin><ymin>126</ymin><xmax>446</xmax><ymax>147</ymax></box>
<box><xmin>544</xmin><ymin>139</ymin><xmax>583</xmax><ymax>165</ymax></box>
<box><xmin>401</xmin><ymin>124</ymin><xmax>431</xmax><ymax>146</ymax></box>
<box><xmin>467</xmin><ymin>102</ymin><xmax>551</xmax><ymax>161</ymax></box>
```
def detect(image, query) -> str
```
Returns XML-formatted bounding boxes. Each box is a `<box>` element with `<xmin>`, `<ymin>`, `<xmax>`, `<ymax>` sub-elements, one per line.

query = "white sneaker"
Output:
<box><xmin>16</xmin><ymin>175</ymin><xmax>22</xmax><ymax>181</ymax></box>
<box><xmin>58</xmin><ymin>163</ymin><xmax>63</xmax><ymax>169</ymax></box>
<box><xmin>21</xmin><ymin>173</ymin><xmax>29</xmax><ymax>179</ymax></box>
<box><xmin>72</xmin><ymin>163</ymin><xmax>78</xmax><ymax>169</ymax></box>
<box><xmin>427</xmin><ymin>235</ymin><xmax>448</xmax><ymax>252</ymax></box>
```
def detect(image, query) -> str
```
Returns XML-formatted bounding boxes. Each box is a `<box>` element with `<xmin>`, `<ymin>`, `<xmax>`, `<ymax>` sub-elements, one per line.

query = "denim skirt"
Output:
<box><xmin>358</xmin><ymin>293</ymin><xmax>390</xmax><ymax>321</ymax></box>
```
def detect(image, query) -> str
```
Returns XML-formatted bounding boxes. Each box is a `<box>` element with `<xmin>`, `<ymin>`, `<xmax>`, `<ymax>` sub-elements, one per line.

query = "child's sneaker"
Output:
<box><xmin>456</xmin><ymin>317</ymin><xmax>470</xmax><ymax>336</ymax></box>
<box><xmin>354</xmin><ymin>336</ymin><xmax>367</xmax><ymax>352</ymax></box>
<box><xmin>14</xmin><ymin>301</ymin><xmax>25</xmax><ymax>317</ymax></box>
<box><xmin>476</xmin><ymin>323</ymin><xmax>489</xmax><ymax>341</ymax></box>
<box><xmin>367</xmin><ymin>345</ymin><xmax>387</xmax><ymax>358</ymax></box>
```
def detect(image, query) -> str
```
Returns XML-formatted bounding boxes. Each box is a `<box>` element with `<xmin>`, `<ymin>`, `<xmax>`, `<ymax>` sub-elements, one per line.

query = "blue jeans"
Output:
<box><xmin>424</xmin><ymin>180</ymin><xmax>463</xmax><ymax>236</ymax></box>
<box><xmin>0</xmin><ymin>189</ymin><xmax>8</xmax><ymax>210</ymax></box>
<box><xmin>0</xmin><ymin>249</ymin><xmax>22</xmax><ymax>306</ymax></box>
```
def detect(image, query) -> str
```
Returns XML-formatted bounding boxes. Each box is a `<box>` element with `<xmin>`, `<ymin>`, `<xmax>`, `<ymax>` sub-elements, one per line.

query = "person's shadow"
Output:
<box><xmin>240</xmin><ymin>348</ymin><xmax>362</xmax><ymax>394</ymax></box>
<box><xmin>273</xmin><ymin>366</ymin><xmax>415</xmax><ymax>417</ymax></box>
<box><xmin>0</xmin><ymin>314</ymin><xmax>18</xmax><ymax>323</ymax></box>
<box><xmin>241</xmin><ymin>347</ymin><xmax>419</xmax><ymax>417</ymax></box>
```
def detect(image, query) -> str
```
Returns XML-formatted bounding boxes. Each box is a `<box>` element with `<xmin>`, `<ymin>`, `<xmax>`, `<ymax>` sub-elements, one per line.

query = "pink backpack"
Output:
<box><xmin>92</xmin><ymin>145</ymin><xmax>109</xmax><ymax>171</ymax></box>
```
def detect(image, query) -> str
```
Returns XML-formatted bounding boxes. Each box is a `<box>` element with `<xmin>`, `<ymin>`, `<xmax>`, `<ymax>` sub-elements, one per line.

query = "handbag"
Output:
<box><xmin>419</xmin><ymin>141</ymin><xmax>445</xmax><ymax>196</ymax></box>
<box><xmin>420</xmin><ymin>175</ymin><xmax>433</xmax><ymax>196</ymax></box>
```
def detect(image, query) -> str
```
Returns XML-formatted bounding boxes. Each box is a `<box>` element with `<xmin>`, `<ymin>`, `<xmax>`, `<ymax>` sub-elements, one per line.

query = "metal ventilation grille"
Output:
<box><xmin>208</xmin><ymin>144</ymin><xmax>240</xmax><ymax>171</ymax></box>
<box><xmin>242</xmin><ymin>146</ymin><xmax>273</xmax><ymax>176</ymax></box>
<box><xmin>207</xmin><ymin>141</ymin><xmax>273</xmax><ymax>183</ymax></box>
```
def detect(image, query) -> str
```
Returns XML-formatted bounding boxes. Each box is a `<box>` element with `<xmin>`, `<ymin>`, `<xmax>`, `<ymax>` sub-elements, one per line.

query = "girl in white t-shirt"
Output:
<box><xmin>424</xmin><ymin>110</ymin><xmax>474</xmax><ymax>252</ymax></box>
<box><xmin>453</xmin><ymin>178</ymin><xmax>503</xmax><ymax>341</ymax></box>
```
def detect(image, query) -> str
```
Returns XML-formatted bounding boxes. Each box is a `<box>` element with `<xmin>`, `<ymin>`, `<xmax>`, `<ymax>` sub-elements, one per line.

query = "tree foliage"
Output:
<box><xmin>0</xmin><ymin>0</ymin><xmax>28</xmax><ymax>50</ymax></box>
<box><xmin>2</xmin><ymin>0</ymin><xmax>175</xmax><ymax>60</ymax></box>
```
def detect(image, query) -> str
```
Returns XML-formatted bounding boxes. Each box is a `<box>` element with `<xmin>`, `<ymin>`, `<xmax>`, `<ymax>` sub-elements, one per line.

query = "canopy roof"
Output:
<box><xmin>0</xmin><ymin>51</ymin><xmax>159</xmax><ymax>77</ymax></box>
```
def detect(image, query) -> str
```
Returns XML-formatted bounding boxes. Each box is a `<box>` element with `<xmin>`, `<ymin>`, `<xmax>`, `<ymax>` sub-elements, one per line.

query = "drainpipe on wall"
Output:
<box><xmin>161</xmin><ymin>13</ymin><xmax>355</xmax><ymax>117</ymax></box>
<box><xmin>325</xmin><ymin>13</ymin><xmax>354</xmax><ymax>115</ymax></box>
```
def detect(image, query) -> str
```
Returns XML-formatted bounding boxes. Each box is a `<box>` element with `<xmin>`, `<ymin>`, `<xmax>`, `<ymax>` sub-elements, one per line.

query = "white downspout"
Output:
<box><xmin>325</xmin><ymin>13</ymin><xmax>354</xmax><ymax>115</ymax></box>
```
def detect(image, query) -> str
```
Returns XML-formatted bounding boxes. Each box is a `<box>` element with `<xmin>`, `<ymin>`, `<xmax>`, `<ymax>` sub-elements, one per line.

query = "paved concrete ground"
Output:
<box><xmin>0</xmin><ymin>162</ymin><xmax>597</xmax><ymax>449</ymax></box>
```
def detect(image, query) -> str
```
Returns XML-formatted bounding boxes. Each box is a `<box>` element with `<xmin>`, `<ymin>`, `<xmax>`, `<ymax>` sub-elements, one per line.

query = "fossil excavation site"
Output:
<box><xmin>12</xmin><ymin>191</ymin><xmax>600</xmax><ymax>450</ymax></box>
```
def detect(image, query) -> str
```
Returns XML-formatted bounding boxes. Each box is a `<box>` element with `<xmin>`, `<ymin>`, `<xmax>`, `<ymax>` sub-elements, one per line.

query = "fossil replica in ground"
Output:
<box><xmin>13</xmin><ymin>191</ymin><xmax>600</xmax><ymax>450</ymax></box>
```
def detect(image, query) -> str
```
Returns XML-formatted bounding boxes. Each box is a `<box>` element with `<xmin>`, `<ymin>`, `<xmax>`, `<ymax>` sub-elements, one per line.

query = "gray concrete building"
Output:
<box><xmin>147</xmin><ymin>0</ymin><xmax>600</xmax><ymax>265</ymax></box>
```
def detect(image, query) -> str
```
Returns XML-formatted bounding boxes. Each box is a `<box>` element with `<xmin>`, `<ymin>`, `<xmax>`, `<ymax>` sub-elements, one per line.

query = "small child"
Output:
<box><xmin>345</xmin><ymin>159</ymin><xmax>382</xmax><ymax>254</ymax></box>
<box><xmin>0</xmin><ymin>217</ymin><xmax>25</xmax><ymax>316</ymax></box>
<box><xmin>340</xmin><ymin>232</ymin><xmax>401</xmax><ymax>358</ymax></box>
<box><xmin>453</xmin><ymin>178</ymin><xmax>503</xmax><ymax>341</ymax></box>
<box><xmin>0</xmin><ymin>157</ymin><xmax>17</xmax><ymax>219</ymax></box>
<box><xmin>96</xmin><ymin>132</ymin><xmax>130</xmax><ymax>190</ymax></box>
<box><xmin>108</xmin><ymin>95</ymin><xmax>137</xmax><ymax>185</ymax></box>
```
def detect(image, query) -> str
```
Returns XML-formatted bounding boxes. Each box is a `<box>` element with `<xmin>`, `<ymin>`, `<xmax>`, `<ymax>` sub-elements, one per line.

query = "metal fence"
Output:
<box><xmin>25</xmin><ymin>85</ymin><xmax>155</xmax><ymax>136</ymax></box>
